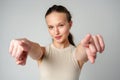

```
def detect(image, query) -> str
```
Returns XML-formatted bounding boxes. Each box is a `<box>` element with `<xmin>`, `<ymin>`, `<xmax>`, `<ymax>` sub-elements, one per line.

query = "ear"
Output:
<box><xmin>69</xmin><ymin>21</ymin><xmax>73</xmax><ymax>29</ymax></box>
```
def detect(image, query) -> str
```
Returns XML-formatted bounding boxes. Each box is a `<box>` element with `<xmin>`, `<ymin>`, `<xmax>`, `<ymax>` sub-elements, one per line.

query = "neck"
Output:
<box><xmin>53</xmin><ymin>39</ymin><xmax>70</xmax><ymax>49</ymax></box>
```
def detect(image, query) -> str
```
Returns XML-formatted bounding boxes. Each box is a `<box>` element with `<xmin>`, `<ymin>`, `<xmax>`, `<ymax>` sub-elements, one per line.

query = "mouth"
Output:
<box><xmin>55</xmin><ymin>36</ymin><xmax>62</xmax><ymax>40</ymax></box>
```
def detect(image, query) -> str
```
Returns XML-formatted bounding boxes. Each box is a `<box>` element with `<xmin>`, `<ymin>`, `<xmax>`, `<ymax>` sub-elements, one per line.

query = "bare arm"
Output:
<box><xmin>9</xmin><ymin>38</ymin><xmax>45</xmax><ymax>65</ymax></box>
<box><xmin>75</xmin><ymin>34</ymin><xmax>105</xmax><ymax>68</ymax></box>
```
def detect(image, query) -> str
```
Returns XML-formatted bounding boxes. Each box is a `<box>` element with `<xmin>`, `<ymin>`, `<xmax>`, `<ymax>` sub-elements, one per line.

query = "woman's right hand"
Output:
<box><xmin>9</xmin><ymin>38</ymin><xmax>31</xmax><ymax>65</ymax></box>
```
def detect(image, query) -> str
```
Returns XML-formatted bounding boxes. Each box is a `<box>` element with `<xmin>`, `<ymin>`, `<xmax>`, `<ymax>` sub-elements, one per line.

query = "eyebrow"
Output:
<box><xmin>47</xmin><ymin>21</ymin><xmax>66</xmax><ymax>27</ymax></box>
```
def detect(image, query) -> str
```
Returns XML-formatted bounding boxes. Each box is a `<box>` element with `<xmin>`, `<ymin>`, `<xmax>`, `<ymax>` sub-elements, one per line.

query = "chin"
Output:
<box><xmin>56</xmin><ymin>40</ymin><xmax>63</xmax><ymax>44</ymax></box>
<box><xmin>54</xmin><ymin>39</ymin><xmax>63</xmax><ymax>43</ymax></box>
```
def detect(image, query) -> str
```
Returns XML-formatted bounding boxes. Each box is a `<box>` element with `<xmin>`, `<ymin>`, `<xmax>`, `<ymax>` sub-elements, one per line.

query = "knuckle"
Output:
<box><xmin>18</xmin><ymin>40</ymin><xmax>24</xmax><ymax>46</ymax></box>
<box><xmin>92</xmin><ymin>49</ymin><xmax>97</xmax><ymax>54</ymax></box>
<box><xmin>93</xmin><ymin>35</ymin><xmax>97</xmax><ymax>40</ymax></box>
<box><xmin>97</xmin><ymin>48</ymin><xmax>101</xmax><ymax>52</ymax></box>
<box><xmin>97</xmin><ymin>34</ymin><xmax>100</xmax><ymax>37</ymax></box>
<box><xmin>91</xmin><ymin>46</ymin><xmax>97</xmax><ymax>52</ymax></box>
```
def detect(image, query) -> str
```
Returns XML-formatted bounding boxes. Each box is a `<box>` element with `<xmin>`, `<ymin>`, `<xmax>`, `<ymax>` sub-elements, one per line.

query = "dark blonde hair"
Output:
<box><xmin>45</xmin><ymin>5</ymin><xmax>75</xmax><ymax>46</ymax></box>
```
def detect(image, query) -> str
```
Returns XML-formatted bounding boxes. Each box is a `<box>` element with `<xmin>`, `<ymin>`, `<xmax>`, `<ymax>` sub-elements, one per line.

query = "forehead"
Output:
<box><xmin>45</xmin><ymin>12</ymin><xmax>67</xmax><ymax>25</ymax></box>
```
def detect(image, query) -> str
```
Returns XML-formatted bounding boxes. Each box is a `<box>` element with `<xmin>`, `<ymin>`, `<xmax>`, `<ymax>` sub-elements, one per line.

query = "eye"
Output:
<box><xmin>59</xmin><ymin>23</ymin><xmax>64</xmax><ymax>27</ymax></box>
<box><xmin>48</xmin><ymin>26</ymin><xmax>54</xmax><ymax>30</ymax></box>
<box><xmin>60</xmin><ymin>24</ymin><xmax>64</xmax><ymax>26</ymax></box>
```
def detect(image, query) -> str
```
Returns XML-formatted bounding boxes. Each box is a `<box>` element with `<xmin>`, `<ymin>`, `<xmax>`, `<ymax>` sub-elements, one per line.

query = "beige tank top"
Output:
<box><xmin>38</xmin><ymin>44</ymin><xmax>81</xmax><ymax>80</ymax></box>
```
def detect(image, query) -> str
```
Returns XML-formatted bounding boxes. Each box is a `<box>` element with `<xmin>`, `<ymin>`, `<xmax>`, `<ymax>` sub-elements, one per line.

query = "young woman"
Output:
<box><xmin>9</xmin><ymin>5</ymin><xmax>105</xmax><ymax>80</ymax></box>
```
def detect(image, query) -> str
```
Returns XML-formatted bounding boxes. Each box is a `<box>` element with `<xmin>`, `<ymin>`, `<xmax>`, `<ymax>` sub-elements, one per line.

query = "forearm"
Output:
<box><xmin>75</xmin><ymin>45</ymin><xmax>88</xmax><ymax>63</ymax></box>
<box><xmin>29</xmin><ymin>42</ymin><xmax>44</xmax><ymax>60</ymax></box>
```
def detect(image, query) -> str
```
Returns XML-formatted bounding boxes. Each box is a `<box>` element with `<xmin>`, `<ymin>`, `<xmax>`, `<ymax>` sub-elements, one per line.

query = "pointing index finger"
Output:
<box><xmin>81</xmin><ymin>34</ymin><xmax>92</xmax><ymax>47</ymax></box>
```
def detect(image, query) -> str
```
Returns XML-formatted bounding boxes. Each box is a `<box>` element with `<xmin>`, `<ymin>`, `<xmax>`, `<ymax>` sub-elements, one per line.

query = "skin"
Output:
<box><xmin>9</xmin><ymin>12</ymin><xmax>105</xmax><ymax>68</ymax></box>
<box><xmin>46</xmin><ymin>12</ymin><xmax>72</xmax><ymax>48</ymax></box>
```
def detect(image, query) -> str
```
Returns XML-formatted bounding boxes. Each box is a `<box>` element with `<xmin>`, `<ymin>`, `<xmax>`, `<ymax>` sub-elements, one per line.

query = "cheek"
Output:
<box><xmin>48</xmin><ymin>30</ymin><xmax>54</xmax><ymax>37</ymax></box>
<box><xmin>61</xmin><ymin>28</ymin><xmax>70</xmax><ymax>36</ymax></box>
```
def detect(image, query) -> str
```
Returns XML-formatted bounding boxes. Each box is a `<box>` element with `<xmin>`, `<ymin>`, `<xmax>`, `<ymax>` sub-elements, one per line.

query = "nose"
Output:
<box><xmin>54</xmin><ymin>27</ymin><xmax>59</xmax><ymax>35</ymax></box>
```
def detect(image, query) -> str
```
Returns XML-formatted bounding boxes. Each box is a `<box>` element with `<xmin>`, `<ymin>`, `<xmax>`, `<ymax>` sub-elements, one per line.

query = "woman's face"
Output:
<box><xmin>45</xmin><ymin>12</ymin><xmax>72</xmax><ymax>44</ymax></box>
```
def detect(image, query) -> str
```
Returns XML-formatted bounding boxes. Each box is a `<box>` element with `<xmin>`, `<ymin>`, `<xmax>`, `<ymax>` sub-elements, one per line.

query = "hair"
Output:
<box><xmin>45</xmin><ymin>5</ymin><xmax>75</xmax><ymax>46</ymax></box>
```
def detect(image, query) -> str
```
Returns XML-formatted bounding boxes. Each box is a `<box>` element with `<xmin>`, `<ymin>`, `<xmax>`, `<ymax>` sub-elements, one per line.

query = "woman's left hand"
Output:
<box><xmin>80</xmin><ymin>34</ymin><xmax>105</xmax><ymax>64</ymax></box>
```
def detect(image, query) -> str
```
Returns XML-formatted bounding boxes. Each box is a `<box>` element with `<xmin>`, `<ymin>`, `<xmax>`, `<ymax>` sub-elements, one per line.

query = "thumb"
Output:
<box><xmin>86</xmin><ymin>48</ymin><xmax>96</xmax><ymax>64</ymax></box>
<box><xmin>86</xmin><ymin>48</ymin><xmax>95</xmax><ymax>64</ymax></box>
<box><xmin>81</xmin><ymin>34</ymin><xmax>92</xmax><ymax>47</ymax></box>
<box><xmin>88</xmin><ymin>56</ymin><xmax>95</xmax><ymax>64</ymax></box>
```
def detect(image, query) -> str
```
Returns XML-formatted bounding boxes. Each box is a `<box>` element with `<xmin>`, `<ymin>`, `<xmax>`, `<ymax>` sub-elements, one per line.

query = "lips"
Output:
<box><xmin>55</xmin><ymin>36</ymin><xmax>62</xmax><ymax>40</ymax></box>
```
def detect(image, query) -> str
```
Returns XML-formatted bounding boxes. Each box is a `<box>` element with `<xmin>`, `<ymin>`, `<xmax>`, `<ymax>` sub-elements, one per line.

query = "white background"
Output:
<box><xmin>0</xmin><ymin>0</ymin><xmax>120</xmax><ymax>80</ymax></box>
